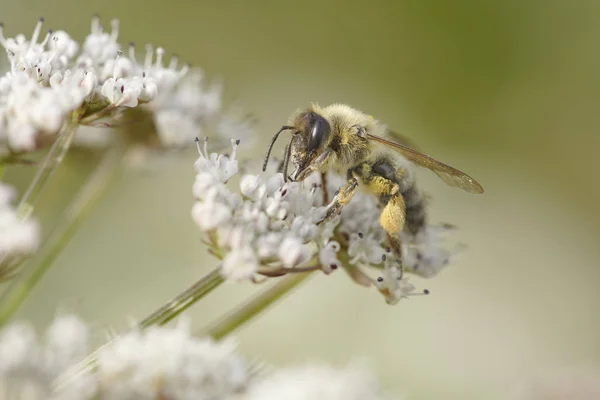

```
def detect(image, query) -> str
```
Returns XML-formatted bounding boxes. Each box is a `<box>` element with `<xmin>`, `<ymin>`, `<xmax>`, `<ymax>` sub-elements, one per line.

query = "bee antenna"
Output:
<box><xmin>262</xmin><ymin>125</ymin><xmax>294</xmax><ymax>172</ymax></box>
<box><xmin>282</xmin><ymin>139</ymin><xmax>293</xmax><ymax>182</ymax></box>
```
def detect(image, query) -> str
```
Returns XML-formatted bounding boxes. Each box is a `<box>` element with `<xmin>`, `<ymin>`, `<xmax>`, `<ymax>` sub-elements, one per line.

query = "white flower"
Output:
<box><xmin>49</xmin><ymin>31</ymin><xmax>79</xmax><ymax>59</ymax></box>
<box><xmin>49</xmin><ymin>69</ymin><xmax>97</xmax><ymax>109</ymax></box>
<box><xmin>265</xmin><ymin>173</ymin><xmax>284</xmax><ymax>195</ymax></box>
<box><xmin>191</xmin><ymin>193</ymin><xmax>232</xmax><ymax>231</ymax></box>
<box><xmin>0</xmin><ymin>72</ymin><xmax>68</xmax><ymax>151</ymax></box>
<box><xmin>0</xmin><ymin>321</ymin><xmax>50</xmax><ymax>398</ymax></box>
<box><xmin>194</xmin><ymin>137</ymin><xmax>239</xmax><ymax>183</ymax></box>
<box><xmin>289</xmin><ymin>215</ymin><xmax>317</xmax><ymax>242</ymax></box>
<box><xmin>401</xmin><ymin>224</ymin><xmax>461</xmax><ymax>278</ymax></box>
<box><xmin>278</xmin><ymin>236</ymin><xmax>311</xmax><ymax>268</ymax></box>
<box><xmin>191</xmin><ymin>140</ymin><xmax>321</xmax><ymax>281</ymax></box>
<box><xmin>0</xmin><ymin>183</ymin><xmax>40</xmax><ymax>280</ymax></box>
<box><xmin>222</xmin><ymin>245</ymin><xmax>259</xmax><ymax>281</ymax></box>
<box><xmin>44</xmin><ymin>315</ymin><xmax>90</xmax><ymax>373</ymax></box>
<box><xmin>0</xmin><ymin>314</ymin><xmax>96</xmax><ymax>400</ymax></box>
<box><xmin>148</xmin><ymin>67</ymin><xmax>246</xmax><ymax>148</ymax></box>
<box><xmin>318</xmin><ymin>241</ymin><xmax>341</xmax><ymax>274</ymax></box>
<box><xmin>264</xmin><ymin>191</ymin><xmax>287</xmax><ymax>220</ymax></box>
<box><xmin>347</xmin><ymin>232</ymin><xmax>386</xmax><ymax>266</ymax></box>
<box><xmin>1</xmin><ymin>314</ymin><xmax>251</xmax><ymax>400</ymax></box>
<box><xmin>240</xmin><ymin>174</ymin><xmax>266</xmax><ymax>201</ymax></box>
<box><xmin>0</xmin><ymin>321</ymin><xmax>41</xmax><ymax>374</ymax></box>
<box><xmin>96</xmin><ymin>319</ymin><xmax>248</xmax><ymax>400</ymax></box>
<box><xmin>78</xmin><ymin>16</ymin><xmax>120</xmax><ymax>66</ymax></box>
<box><xmin>246</xmin><ymin>364</ymin><xmax>386</xmax><ymax>400</ymax></box>
<box><xmin>0</xmin><ymin>15</ymin><xmax>250</xmax><ymax>154</ymax></box>
<box><xmin>256</xmin><ymin>232</ymin><xmax>283</xmax><ymax>259</ymax></box>
<box><xmin>0</xmin><ymin>314</ymin><xmax>402</xmax><ymax>400</ymax></box>
<box><xmin>100</xmin><ymin>77</ymin><xmax>142</xmax><ymax>107</ymax></box>
<box><xmin>375</xmin><ymin>262</ymin><xmax>430</xmax><ymax>305</ymax></box>
<box><xmin>99</xmin><ymin>54</ymin><xmax>136</xmax><ymax>81</ymax></box>
<box><xmin>193</xmin><ymin>172</ymin><xmax>220</xmax><ymax>200</ymax></box>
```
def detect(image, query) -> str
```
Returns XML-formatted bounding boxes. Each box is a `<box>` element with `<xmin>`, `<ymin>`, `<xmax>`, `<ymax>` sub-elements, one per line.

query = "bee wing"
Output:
<box><xmin>366</xmin><ymin>133</ymin><xmax>484</xmax><ymax>194</ymax></box>
<box><xmin>384</xmin><ymin>129</ymin><xmax>423</xmax><ymax>151</ymax></box>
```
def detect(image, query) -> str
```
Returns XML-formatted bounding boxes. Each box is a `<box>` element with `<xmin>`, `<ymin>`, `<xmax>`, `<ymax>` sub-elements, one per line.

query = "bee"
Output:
<box><xmin>262</xmin><ymin>103</ymin><xmax>483</xmax><ymax>269</ymax></box>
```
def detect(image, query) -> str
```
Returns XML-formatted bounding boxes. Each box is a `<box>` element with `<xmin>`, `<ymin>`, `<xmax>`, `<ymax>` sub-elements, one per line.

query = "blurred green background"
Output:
<box><xmin>3</xmin><ymin>0</ymin><xmax>600</xmax><ymax>398</ymax></box>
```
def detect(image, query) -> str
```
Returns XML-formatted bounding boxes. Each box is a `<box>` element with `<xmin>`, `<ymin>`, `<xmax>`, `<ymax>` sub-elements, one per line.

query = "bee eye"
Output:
<box><xmin>307</xmin><ymin>113</ymin><xmax>330</xmax><ymax>152</ymax></box>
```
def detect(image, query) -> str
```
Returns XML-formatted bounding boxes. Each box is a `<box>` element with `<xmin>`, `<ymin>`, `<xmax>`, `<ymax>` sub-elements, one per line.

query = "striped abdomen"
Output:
<box><xmin>399</xmin><ymin>178</ymin><xmax>426</xmax><ymax>235</ymax></box>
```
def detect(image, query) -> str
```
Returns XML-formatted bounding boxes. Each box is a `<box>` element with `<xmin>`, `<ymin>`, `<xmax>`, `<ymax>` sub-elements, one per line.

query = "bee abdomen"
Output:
<box><xmin>401</xmin><ymin>180</ymin><xmax>426</xmax><ymax>235</ymax></box>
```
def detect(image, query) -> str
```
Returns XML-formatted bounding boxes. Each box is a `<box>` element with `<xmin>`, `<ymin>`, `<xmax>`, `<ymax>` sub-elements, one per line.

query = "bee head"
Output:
<box><xmin>262</xmin><ymin>110</ymin><xmax>331</xmax><ymax>182</ymax></box>
<box><xmin>288</xmin><ymin>111</ymin><xmax>330</xmax><ymax>181</ymax></box>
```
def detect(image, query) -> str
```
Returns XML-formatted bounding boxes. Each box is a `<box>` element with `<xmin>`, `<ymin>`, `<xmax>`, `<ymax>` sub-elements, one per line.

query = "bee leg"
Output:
<box><xmin>379</xmin><ymin>193</ymin><xmax>407</xmax><ymax>275</ymax></box>
<box><xmin>276</xmin><ymin>142</ymin><xmax>290</xmax><ymax>173</ymax></box>
<box><xmin>293</xmin><ymin>149</ymin><xmax>332</xmax><ymax>181</ymax></box>
<box><xmin>317</xmin><ymin>177</ymin><xmax>358</xmax><ymax>224</ymax></box>
<box><xmin>320</xmin><ymin>172</ymin><xmax>329</xmax><ymax>204</ymax></box>
<box><xmin>353</xmin><ymin>162</ymin><xmax>407</xmax><ymax>272</ymax></box>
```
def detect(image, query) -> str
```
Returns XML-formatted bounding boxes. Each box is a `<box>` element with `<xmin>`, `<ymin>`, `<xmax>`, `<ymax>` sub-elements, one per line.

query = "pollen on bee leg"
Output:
<box><xmin>379</xmin><ymin>195</ymin><xmax>405</xmax><ymax>234</ymax></box>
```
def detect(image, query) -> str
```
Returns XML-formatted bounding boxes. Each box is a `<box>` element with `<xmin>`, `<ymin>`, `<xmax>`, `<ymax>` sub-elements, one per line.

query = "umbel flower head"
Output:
<box><xmin>0</xmin><ymin>314</ymin><xmax>248</xmax><ymax>399</ymax></box>
<box><xmin>0</xmin><ymin>314</ymin><xmax>388</xmax><ymax>400</ymax></box>
<box><xmin>192</xmin><ymin>138</ymin><xmax>463</xmax><ymax>304</ymax></box>
<box><xmin>0</xmin><ymin>15</ymin><xmax>251</xmax><ymax>158</ymax></box>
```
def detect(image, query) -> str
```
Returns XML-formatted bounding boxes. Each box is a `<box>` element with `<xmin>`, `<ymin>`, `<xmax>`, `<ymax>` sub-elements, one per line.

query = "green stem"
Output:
<box><xmin>16</xmin><ymin>122</ymin><xmax>78</xmax><ymax>220</ymax></box>
<box><xmin>138</xmin><ymin>266</ymin><xmax>224</xmax><ymax>328</ymax></box>
<box><xmin>0</xmin><ymin>144</ymin><xmax>126</xmax><ymax>326</ymax></box>
<box><xmin>198</xmin><ymin>270</ymin><xmax>315</xmax><ymax>340</ymax></box>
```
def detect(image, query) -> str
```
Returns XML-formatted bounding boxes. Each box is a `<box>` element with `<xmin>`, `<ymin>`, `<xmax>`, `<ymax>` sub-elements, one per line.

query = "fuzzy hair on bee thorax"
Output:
<box><xmin>287</xmin><ymin>103</ymin><xmax>387</xmax><ymax>175</ymax></box>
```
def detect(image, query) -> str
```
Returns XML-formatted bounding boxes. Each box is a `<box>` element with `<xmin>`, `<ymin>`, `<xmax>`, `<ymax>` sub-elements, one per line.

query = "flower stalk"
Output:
<box><xmin>15</xmin><ymin>121</ymin><xmax>79</xmax><ymax>220</ymax></box>
<box><xmin>199</xmin><ymin>269</ymin><xmax>315</xmax><ymax>340</ymax></box>
<box><xmin>138</xmin><ymin>266</ymin><xmax>224</xmax><ymax>328</ymax></box>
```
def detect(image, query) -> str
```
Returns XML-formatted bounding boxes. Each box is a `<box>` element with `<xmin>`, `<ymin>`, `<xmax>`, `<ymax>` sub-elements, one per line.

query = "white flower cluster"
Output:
<box><xmin>191</xmin><ymin>139</ymin><xmax>461</xmax><ymax>304</ymax></box>
<box><xmin>93</xmin><ymin>321</ymin><xmax>248</xmax><ymax>400</ymax></box>
<box><xmin>0</xmin><ymin>182</ymin><xmax>39</xmax><ymax>280</ymax></box>
<box><xmin>0</xmin><ymin>315</ymin><xmax>386</xmax><ymax>400</ymax></box>
<box><xmin>0</xmin><ymin>315</ymin><xmax>248</xmax><ymax>400</ymax></box>
<box><xmin>0</xmin><ymin>314</ymin><xmax>92</xmax><ymax>399</ymax></box>
<box><xmin>0</xmin><ymin>16</ymin><xmax>248</xmax><ymax>154</ymax></box>
<box><xmin>192</xmin><ymin>137</ymin><xmax>328</xmax><ymax>282</ymax></box>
